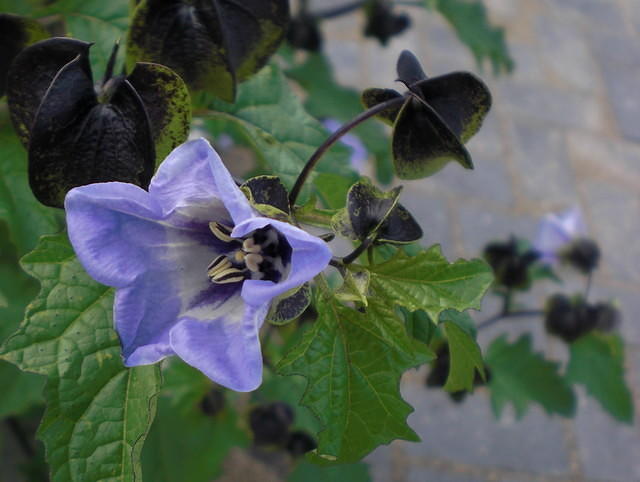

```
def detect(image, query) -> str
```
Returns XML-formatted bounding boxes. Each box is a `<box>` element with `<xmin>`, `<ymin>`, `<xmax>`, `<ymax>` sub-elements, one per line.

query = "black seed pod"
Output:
<box><xmin>199</xmin><ymin>388</ymin><xmax>225</xmax><ymax>416</ymax></box>
<box><xmin>6</xmin><ymin>38</ymin><xmax>190</xmax><ymax>208</ymax></box>
<box><xmin>127</xmin><ymin>0</ymin><xmax>290</xmax><ymax>102</ymax></box>
<box><xmin>364</xmin><ymin>0</ymin><xmax>410</xmax><ymax>46</ymax></box>
<box><xmin>484</xmin><ymin>237</ymin><xmax>539</xmax><ymax>289</ymax></box>
<box><xmin>287</xmin><ymin>13</ymin><xmax>322</xmax><ymax>52</ymax></box>
<box><xmin>561</xmin><ymin>238</ymin><xmax>600</xmax><ymax>274</ymax></box>
<box><xmin>362</xmin><ymin>50</ymin><xmax>491</xmax><ymax>179</ymax></box>
<box><xmin>249</xmin><ymin>402</ymin><xmax>294</xmax><ymax>446</ymax></box>
<box><xmin>589</xmin><ymin>302</ymin><xmax>620</xmax><ymax>333</ymax></box>
<box><xmin>286</xmin><ymin>430</ymin><xmax>317</xmax><ymax>457</ymax></box>
<box><xmin>545</xmin><ymin>295</ymin><xmax>593</xmax><ymax>342</ymax></box>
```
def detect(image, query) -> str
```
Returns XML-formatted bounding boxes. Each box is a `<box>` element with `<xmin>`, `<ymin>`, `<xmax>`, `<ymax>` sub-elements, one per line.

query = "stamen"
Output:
<box><xmin>209</xmin><ymin>222</ymin><xmax>234</xmax><ymax>242</ymax></box>
<box><xmin>234</xmin><ymin>250</ymin><xmax>246</xmax><ymax>263</ymax></box>
<box><xmin>242</xmin><ymin>237</ymin><xmax>262</xmax><ymax>253</ymax></box>
<box><xmin>207</xmin><ymin>255</ymin><xmax>229</xmax><ymax>272</ymax></box>
<box><xmin>207</xmin><ymin>257</ymin><xmax>233</xmax><ymax>279</ymax></box>
<box><xmin>210</xmin><ymin>268</ymin><xmax>246</xmax><ymax>284</ymax></box>
<box><xmin>245</xmin><ymin>253</ymin><xmax>264</xmax><ymax>272</ymax></box>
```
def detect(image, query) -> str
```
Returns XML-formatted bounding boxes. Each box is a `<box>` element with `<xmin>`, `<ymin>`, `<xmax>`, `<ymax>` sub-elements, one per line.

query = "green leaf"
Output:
<box><xmin>485</xmin><ymin>335</ymin><xmax>575</xmax><ymax>418</ymax></box>
<box><xmin>52</xmin><ymin>0</ymin><xmax>130</xmax><ymax>80</ymax></box>
<box><xmin>368</xmin><ymin>246</ymin><xmax>493</xmax><ymax>321</ymax></box>
<box><xmin>205</xmin><ymin>63</ymin><xmax>357</xmax><ymax>204</ymax></box>
<box><xmin>288</xmin><ymin>461</ymin><xmax>371</xmax><ymax>482</ymax></box>
<box><xmin>277</xmin><ymin>295</ymin><xmax>432</xmax><ymax>463</ymax></box>
<box><xmin>0</xmin><ymin>233</ymin><xmax>161</xmax><ymax>481</ymax></box>
<box><xmin>142</xmin><ymin>397</ymin><xmax>249</xmax><ymax>482</ymax></box>
<box><xmin>285</xmin><ymin>52</ymin><xmax>394</xmax><ymax>184</ymax></box>
<box><xmin>0</xmin><ymin>116</ymin><xmax>61</xmax><ymax>256</ymax></box>
<box><xmin>566</xmin><ymin>333</ymin><xmax>633</xmax><ymax>423</ymax></box>
<box><xmin>0</xmin><ymin>222</ymin><xmax>45</xmax><ymax>417</ymax></box>
<box><xmin>403</xmin><ymin>309</ymin><xmax>436</xmax><ymax>346</ymax></box>
<box><xmin>336</xmin><ymin>269</ymin><xmax>370</xmax><ymax>306</ymax></box>
<box><xmin>424</xmin><ymin>0</ymin><xmax>514</xmax><ymax>74</ymax></box>
<box><xmin>442</xmin><ymin>318</ymin><xmax>484</xmax><ymax>392</ymax></box>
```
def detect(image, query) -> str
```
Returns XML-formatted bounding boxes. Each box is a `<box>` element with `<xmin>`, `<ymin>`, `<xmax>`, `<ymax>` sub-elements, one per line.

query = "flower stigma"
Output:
<box><xmin>207</xmin><ymin>222</ymin><xmax>292</xmax><ymax>285</ymax></box>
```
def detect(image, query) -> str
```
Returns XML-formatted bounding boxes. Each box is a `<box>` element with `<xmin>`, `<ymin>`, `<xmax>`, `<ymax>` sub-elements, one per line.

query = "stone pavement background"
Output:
<box><xmin>311</xmin><ymin>0</ymin><xmax>640</xmax><ymax>480</ymax></box>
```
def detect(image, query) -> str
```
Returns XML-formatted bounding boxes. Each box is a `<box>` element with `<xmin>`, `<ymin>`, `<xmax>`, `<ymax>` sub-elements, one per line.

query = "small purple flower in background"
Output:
<box><xmin>65</xmin><ymin>139</ymin><xmax>331</xmax><ymax>391</ymax></box>
<box><xmin>534</xmin><ymin>207</ymin><xmax>600</xmax><ymax>274</ymax></box>
<box><xmin>534</xmin><ymin>207</ymin><xmax>586</xmax><ymax>264</ymax></box>
<box><xmin>323</xmin><ymin>118</ymin><xmax>368</xmax><ymax>172</ymax></box>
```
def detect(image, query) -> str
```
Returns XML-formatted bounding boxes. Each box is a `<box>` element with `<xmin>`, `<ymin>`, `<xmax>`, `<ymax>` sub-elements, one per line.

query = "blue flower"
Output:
<box><xmin>533</xmin><ymin>207</ymin><xmax>587</xmax><ymax>264</ymax></box>
<box><xmin>65</xmin><ymin>139</ymin><xmax>332</xmax><ymax>391</ymax></box>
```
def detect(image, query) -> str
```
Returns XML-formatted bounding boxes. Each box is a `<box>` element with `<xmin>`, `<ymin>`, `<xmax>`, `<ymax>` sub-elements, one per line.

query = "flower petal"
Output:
<box><xmin>149</xmin><ymin>138</ymin><xmax>232</xmax><ymax>227</ymax></box>
<box><xmin>175</xmin><ymin>139</ymin><xmax>257</xmax><ymax>224</ymax></box>
<box><xmin>232</xmin><ymin>218</ymin><xmax>332</xmax><ymax>306</ymax></box>
<box><xmin>534</xmin><ymin>207</ymin><xmax>587</xmax><ymax>263</ymax></box>
<box><xmin>65</xmin><ymin>182</ymin><xmax>162</xmax><ymax>287</ymax></box>
<box><xmin>169</xmin><ymin>301</ymin><xmax>269</xmax><ymax>392</ymax></box>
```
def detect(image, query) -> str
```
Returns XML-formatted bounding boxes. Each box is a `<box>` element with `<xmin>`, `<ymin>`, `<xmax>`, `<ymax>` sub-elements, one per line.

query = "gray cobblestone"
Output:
<box><xmin>401</xmin><ymin>384</ymin><xmax>572</xmax><ymax>475</ymax></box>
<box><xmin>581</xmin><ymin>179</ymin><xmax>640</xmax><ymax>283</ymax></box>
<box><xmin>495</xmin><ymin>82</ymin><xmax>605</xmax><ymax>132</ymax></box>
<box><xmin>600</xmin><ymin>62</ymin><xmax>640</xmax><ymax>141</ymax></box>
<box><xmin>457</xmin><ymin>203</ymin><xmax>537</xmax><ymax>257</ymax></box>
<box><xmin>508</xmin><ymin>120</ymin><xmax>579</xmax><ymax>208</ymax></box>
<box><xmin>574</xmin><ymin>393</ymin><xmax>640</xmax><ymax>481</ymax></box>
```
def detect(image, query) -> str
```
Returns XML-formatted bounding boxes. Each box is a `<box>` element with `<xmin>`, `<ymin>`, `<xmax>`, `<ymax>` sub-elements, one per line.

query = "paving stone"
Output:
<box><xmin>495</xmin><ymin>81</ymin><xmax>605</xmax><ymax>132</ymax></box>
<box><xmin>507</xmin><ymin>120</ymin><xmax>579</xmax><ymax>207</ymax></box>
<box><xmin>457</xmin><ymin>203</ymin><xmax>537</xmax><ymax>257</ymax></box>
<box><xmin>574</xmin><ymin>393</ymin><xmax>640</xmax><ymax>481</ymax></box>
<box><xmin>534</xmin><ymin>15</ymin><xmax>599</xmax><ymax>92</ymax></box>
<box><xmin>407</xmin><ymin>466</ymin><xmax>484</xmax><ymax>482</ymax></box>
<box><xmin>581</xmin><ymin>180</ymin><xmax>640</xmax><ymax>283</ymax></box>
<box><xmin>588</xmin><ymin>29</ymin><xmax>640</xmax><ymax>69</ymax></box>
<box><xmin>502</xmin><ymin>42</ymin><xmax>548</xmax><ymax>86</ymax></box>
<box><xmin>400</xmin><ymin>384</ymin><xmax>572</xmax><ymax>475</ymax></box>
<box><xmin>550</xmin><ymin>0</ymin><xmax>628</xmax><ymax>33</ymax></box>
<box><xmin>434</xmin><ymin>154</ymin><xmax>514</xmax><ymax>207</ymax></box>
<box><xmin>566</xmin><ymin>130</ymin><xmax>640</xmax><ymax>186</ymax></box>
<box><xmin>600</xmin><ymin>63</ymin><xmax>640</xmax><ymax>141</ymax></box>
<box><xmin>366</xmin><ymin>445</ymin><xmax>393</xmax><ymax>482</ymax></box>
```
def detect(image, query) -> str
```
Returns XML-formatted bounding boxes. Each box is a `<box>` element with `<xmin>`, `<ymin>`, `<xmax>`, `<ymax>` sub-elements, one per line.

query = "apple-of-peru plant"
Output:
<box><xmin>0</xmin><ymin>0</ymin><xmax>633</xmax><ymax>480</ymax></box>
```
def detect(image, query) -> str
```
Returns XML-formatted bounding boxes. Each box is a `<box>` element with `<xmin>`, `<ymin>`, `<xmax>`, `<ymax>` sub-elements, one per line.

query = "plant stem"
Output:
<box><xmin>343</xmin><ymin>236</ymin><xmax>376</xmax><ymax>265</ymax></box>
<box><xmin>502</xmin><ymin>288</ymin><xmax>513</xmax><ymax>315</ymax></box>
<box><xmin>288</xmin><ymin>95</ymin><xmax>406</xmax><ymax>206</ymax></box>
<box><xmin>477</xmin><ymin>309</ymin><xmax>544</xmax><ymax>331</ymax></box>
<box><xmin>584</xmin><ymin>271</ymin><xmax>593</xmax><ymax>300</ymax></box>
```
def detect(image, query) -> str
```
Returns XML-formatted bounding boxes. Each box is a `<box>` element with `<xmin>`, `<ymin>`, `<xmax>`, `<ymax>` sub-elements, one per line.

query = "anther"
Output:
<box><xmin>245</xmin><ymin>253</ymin><xmax>264</xmax><ymax>272</ymax></box>
<box><xmin>242</xmin><ymin>238</ymin><xmax>262</xmax><ymax>254</ymax></box>
<box><xmin>209</xmin><ymin>222</ymin><xmax>234</xmax><ymax>243</ymax></box>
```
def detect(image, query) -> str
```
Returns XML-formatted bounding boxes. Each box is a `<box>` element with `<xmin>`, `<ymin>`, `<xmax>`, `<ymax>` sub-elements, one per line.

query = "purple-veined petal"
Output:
<box><xmin>169</xmin><ymin>301</ymin><xmax>269</xmax><ymax>392</ymax></box>
<box><xmin>232</xmin><ymin>218</ymin><xmax>332</xmax><ymax>306</ymax></box>
<box><xmin>65</xmin><ymin>182</ymin><xmax>162</xmax><ymax>287</ymax></box>
<box><xmin>66</xmin><ymin>180</ymin><xmax>241</xmax><ymax>368</ymax></box>
<box><xmin>149</xmin><ymin>138</ymin><xmax>232</xmax><ymax>227</ymax></box>
<box><xmin>199</xmin><ymin>138</ymin><xmax>257</xmax><ymax>225</ymax></box>
<box><xmin>533</xmin><ymin>207</ymin><xmax>587</xmax><ymax>263</ymax></box>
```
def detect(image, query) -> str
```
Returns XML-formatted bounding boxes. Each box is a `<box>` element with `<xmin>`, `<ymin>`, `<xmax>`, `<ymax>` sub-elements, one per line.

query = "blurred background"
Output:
<box><xmin>304</xmin><ymin>0</ymin><xmax>640</xmax><ymax>480</ymax></box>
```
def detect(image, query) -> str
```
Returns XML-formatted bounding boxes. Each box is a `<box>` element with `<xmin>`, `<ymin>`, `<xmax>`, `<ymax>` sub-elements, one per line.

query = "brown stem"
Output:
<box><xmin>288</xmin><ymin>95</ymin><xmax>406</xmax><ymax>206</ymax></box>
